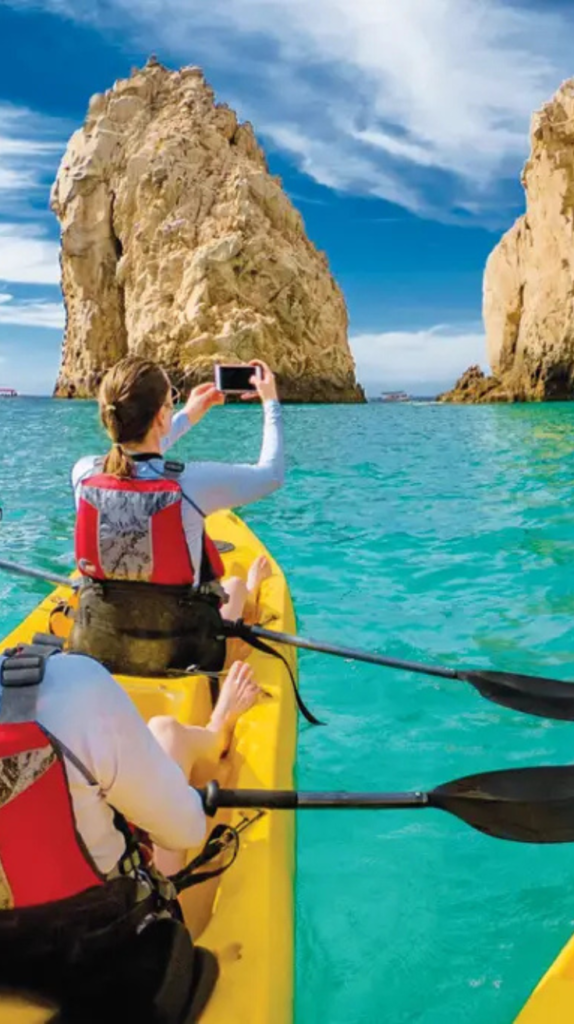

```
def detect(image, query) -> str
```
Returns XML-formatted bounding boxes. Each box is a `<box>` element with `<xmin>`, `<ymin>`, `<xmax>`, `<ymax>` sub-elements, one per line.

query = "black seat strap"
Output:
<box><xmin>222</xmin><ymin>619</ymin><xmax>324</xmax><ymax>726</ymax></box>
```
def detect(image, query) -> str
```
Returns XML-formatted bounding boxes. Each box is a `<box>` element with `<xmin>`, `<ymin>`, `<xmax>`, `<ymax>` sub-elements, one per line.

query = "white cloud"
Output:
<box><xmin>0</xmin><ymin>104</ymin><xmax>65</xmax><ymax>211</ymax></box>
<box><xmin>0</xmin><ymin>293</ymin><xmax>64</xmax><ymax>328</ymax></box>
<box><xmin>350</xmin><ymin>325</ymin><xmax>488</xmax><ymax>395</ymax></box>
<box><xmin>0</xmin><ymin>225</ymin><xmax>60</xmax><ymax>285</ymax></box>
<box><xmin>0</xmin><ymin>168</ymin><xmax>35</xmax><ymax>191</ymax></box>
<box><xmin>0</xmin><ymin>102</ymin><xmax>66</xmax><ymax>290</ymax></box>
<box><xmin>0</xmin><ymin>105</ymin><xmax>65</xmax><ymax>287</ymax></box>
<box><xmin>10</xmin><ymin>0</ymin><xmax>574</xmax><ymax>219</ymax></box>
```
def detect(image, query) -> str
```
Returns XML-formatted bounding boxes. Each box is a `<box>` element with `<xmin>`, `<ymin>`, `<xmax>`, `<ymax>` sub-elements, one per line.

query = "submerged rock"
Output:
<box><xmin>51</xmin><ymin>61</ymin><xmax>364</xmax><ymax>402</ymax></box>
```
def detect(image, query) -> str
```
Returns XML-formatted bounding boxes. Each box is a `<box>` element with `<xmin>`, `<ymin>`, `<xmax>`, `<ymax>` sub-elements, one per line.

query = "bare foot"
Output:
<box><xmin>208</xmin><ymin>661</ymin><xmax>259</xmax><ymax>754</ymax></box>
<box><xmin>247</xmin><ymin>555</ymin><xmax>272</xmax><ymax>597</ymax></box>
<box><xmin>244</xmin><ymin>555</ymin><xmax>272</xmax><ymax>623</ymax></box>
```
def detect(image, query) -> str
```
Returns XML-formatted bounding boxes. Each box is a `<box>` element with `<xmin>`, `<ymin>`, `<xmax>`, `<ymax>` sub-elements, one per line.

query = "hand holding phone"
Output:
<box><xmin>246</xmin><ymin>360</ymin><xmax>278</xmax><ymax>402</ymax></box>
<box><xmin>183</xmin><ymin>381</ymin><xmax>224</xmax><ymax>426</ymax></box>
<box><xmin>214</xmin><ymin>364</ymin><xmax>262</xmax><ymax>394</ymax></box>
<box><xmin>214</xmin><ymin>361</ymin><xmax>278</xmax><ymax>403</ymax></box>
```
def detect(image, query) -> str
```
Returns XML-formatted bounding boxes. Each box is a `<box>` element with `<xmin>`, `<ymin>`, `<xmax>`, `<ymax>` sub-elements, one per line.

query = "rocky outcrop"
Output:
<box><xmin>438</xmin><ymin>365</ymin><xmax>510</xmax><ymax>403</ymax></box>
<box><xmin>448</xmin><ymin>78</ymin><xmax>574</xmax><ymax>403</ymax></box>
<box><xmin>51</xmin><ymin>59</ymin><xmax>363</xmax><ymax>402</ymax></box>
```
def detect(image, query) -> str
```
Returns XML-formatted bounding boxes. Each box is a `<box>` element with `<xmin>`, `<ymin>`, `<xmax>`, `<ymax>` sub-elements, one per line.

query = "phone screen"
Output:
<box><xmin>215</xmin><ymin>365</ymin><xmax>258</xmax><ymax>392</ymax></box>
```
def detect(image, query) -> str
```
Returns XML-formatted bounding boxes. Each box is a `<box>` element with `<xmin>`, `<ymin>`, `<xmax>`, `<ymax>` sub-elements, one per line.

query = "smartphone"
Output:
<box><xmin>214</xmin><ymin>364</ymin><xmax>262</xmax><ymax>394</ymax></box>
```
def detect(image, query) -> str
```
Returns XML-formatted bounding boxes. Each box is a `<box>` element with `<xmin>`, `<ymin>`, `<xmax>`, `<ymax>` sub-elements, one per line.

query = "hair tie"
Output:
<box><xmin>112</xmin><ymin>442</ymin><xmax>123</xmax><ymax>449</ymax></box>
<box><xmin>105</xmin><ymin>403</ymin><xmax>117</xmax><ymax>413</ymax></box>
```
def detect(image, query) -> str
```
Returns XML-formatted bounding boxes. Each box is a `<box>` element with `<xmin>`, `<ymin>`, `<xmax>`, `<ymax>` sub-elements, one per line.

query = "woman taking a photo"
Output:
<box><xmin>71</xmin><ymin>355</ymin><xmax>283</xmax><ymax>637</ymax></box>
<box><xmin>68</xmin><ymin>357</ymin><xmax>284</xmax><ymax>871</ymax></box>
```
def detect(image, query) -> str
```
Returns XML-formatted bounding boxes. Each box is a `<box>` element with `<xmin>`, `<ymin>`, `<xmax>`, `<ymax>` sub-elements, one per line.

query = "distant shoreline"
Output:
<box><xmin>2</xmin><ymin>394</ymin><xmax>442</xmax><ymax>404</ymax></box>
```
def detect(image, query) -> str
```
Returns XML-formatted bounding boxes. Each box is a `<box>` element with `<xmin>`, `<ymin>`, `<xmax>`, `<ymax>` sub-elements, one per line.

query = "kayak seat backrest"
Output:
<box><xmin>45</xmin><ymin>591</ymin><xmax>216</xmax><ymax>729</ymax></box>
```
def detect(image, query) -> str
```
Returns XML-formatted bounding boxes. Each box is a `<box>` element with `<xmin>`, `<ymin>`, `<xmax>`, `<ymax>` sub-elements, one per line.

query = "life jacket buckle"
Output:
<box><xmin>1</xmin><ymin>654</ymin><xmax>45</xmax><ymax>688</ymax></box>
<box><xmin>1</xmin><ymin>636</ymin><xmax>66</xmax><ymax>689</ymax></box>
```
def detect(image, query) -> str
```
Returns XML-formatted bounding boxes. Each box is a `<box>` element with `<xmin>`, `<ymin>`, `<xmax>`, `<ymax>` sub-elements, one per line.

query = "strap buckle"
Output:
<box><xmin>0</xmin><ymin>637</ymin><xmax>64</xmax><ymax>688</ymax></box>
<box><xmin>2</xmin><ymin>653</ymin><xmax>45</xmax><ymax>687</ymax></box>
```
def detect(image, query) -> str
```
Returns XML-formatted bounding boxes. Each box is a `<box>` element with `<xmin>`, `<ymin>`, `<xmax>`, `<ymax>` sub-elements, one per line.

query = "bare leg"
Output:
<box><xmin>245</xmin><ymin>555</ymin><xmax>273</xmax><ymax>602</ymax></box>
<box><xmin>220</xmin><ymin>576</ymin><xmax>248</xmax><ymax>623</ymax></box>
<box><xmin>220</xmin><ymin>556</ymin><xmax>273</xmax><ymax>663</ymax></box>
<box><xmin>149</xmin><ymin>661</ymin><xmax>259</xmax><ymax>875</ymax></box>
<box><xmin>220</xmin><ymin>556</ymin><xmax>272</xmax><ymax>623</ymax></box>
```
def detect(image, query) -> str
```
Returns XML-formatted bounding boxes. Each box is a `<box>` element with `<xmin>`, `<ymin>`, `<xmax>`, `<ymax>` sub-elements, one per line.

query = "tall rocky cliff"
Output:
<box><xmin>443</xmin><ymin>78</ymin><xmax>574</xmax><ymax>403</ymax></box>
<box><xmin>51</xmin><ymin>59</ymin><xmax>363</xmax><ymax>402</ymax></box>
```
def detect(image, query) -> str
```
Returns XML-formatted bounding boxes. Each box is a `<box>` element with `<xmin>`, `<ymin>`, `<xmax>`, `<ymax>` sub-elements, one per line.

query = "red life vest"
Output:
<box><xmin>0</xmin><ymin>642</ymin><xmax>104</xmax><ymax>908</ymax></box>
<box><xmin>75</xmin><ymin>469</ymin><xmax>224</xmax><ymax>586</ymax></box>
<box><xmin>0</xmin><ymin>641</ymin><xmax>221</xmax><ymax>1022</ymax></box>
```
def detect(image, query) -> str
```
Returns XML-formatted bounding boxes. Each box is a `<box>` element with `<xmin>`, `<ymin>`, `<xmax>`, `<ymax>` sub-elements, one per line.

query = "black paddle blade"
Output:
<box><xmin>430</xmin><ymin>765</ymin><xmax>574</xmax><ymax>843</ymax></box>
<box><xmin>458</xmin><ymin>669</ymin><xmax>574</xmax><ymax>721</ymax></box>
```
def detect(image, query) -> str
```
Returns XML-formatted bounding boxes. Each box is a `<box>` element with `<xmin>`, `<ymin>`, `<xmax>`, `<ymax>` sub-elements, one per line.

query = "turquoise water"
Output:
<box><xmin>2</xmin><ymin>399</ymin><xmax>574</xmax><ymax>1022</ymax></box>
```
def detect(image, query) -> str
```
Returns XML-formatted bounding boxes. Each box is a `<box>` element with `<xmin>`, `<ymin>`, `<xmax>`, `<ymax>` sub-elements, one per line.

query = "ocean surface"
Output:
<box><xmin>2</xmin><ymin>397</ymin><xmax>574</xmax><ymax>1023</ymax></box>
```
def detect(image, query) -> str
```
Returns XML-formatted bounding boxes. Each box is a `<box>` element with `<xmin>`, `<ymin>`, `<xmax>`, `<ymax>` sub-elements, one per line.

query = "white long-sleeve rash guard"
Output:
<box><xmin>0</xmin><ymin>652</ymin><xmax>207</xmax><ymax>874</ymax></box>
<box><xmin>72</xmin><ymin>399</ymin><xmax>284</xmax><ymax>581</ymax></box>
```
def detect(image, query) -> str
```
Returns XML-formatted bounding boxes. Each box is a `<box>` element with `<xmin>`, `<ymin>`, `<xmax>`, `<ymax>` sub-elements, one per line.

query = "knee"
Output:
<box><xmin>148</xmin><ymin>715</ymin><xmax>181</xmax><ymax>757</ymax></box>
<box><xmin>225</xmin><ymin>576</ymin><xmax>247</xmax><ymax>597</ymax></box>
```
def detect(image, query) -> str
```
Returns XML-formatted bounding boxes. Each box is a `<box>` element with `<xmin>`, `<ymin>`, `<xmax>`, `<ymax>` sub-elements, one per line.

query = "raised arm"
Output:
<box><xmin>160</xmin><ymin>409</ymin><xmax>193</xmax><ymax>452</ymax></box>
<box><xmin>161</xmin><ymin>382</ymin><xmax>224</xmax><ymax>454</ymax></box>
<box><xmin>181</xmin><ymin>398</ymin><xmax>284</xmax><ymax>515</ymax></box>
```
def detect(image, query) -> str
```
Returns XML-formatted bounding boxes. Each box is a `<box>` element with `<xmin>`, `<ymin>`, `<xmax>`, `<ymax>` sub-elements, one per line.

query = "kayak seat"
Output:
<box><xmin>47</xmin><ymin>589</ymin><xmax>221</xmax><ymax>728</ymax></box>
<box><xmin>41</xmin><ymin>917</ymin><xmax>219</xmax><ymax>1024</ymax></box>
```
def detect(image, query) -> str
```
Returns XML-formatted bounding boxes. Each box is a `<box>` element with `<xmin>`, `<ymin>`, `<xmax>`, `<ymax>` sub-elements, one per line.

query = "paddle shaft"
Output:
<box><xmin>248</xmin><ymin>624</ymin><xmax>457</xmax><ymax>680</ymax></box>
<box><xmin>204</xmin><ymin>786</ymin><xmax>429</xmax><ymax>811</ymax></box>
<box><xmin>0</xmin><ymin>558</ymin><xmax>77</xmax><ymax>590</ymax></box>
<box><xmin>4</xmin><ymin>559</ymin><xmax>574</xmax><ymax>726</ymax></box>
<box><xmin>201</xmin><ymin>767</ymin><xmax>574</xmax><ymax>843</ymax></box>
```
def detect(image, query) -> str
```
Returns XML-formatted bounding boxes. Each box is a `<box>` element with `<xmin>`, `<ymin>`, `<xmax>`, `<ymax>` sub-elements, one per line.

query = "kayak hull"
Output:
<box><xmin>0</xmin><ymin>510</ymin><xmax>297</xmax><ymax>1023</ymax></box>
<box><xmin>514</xmin><ymin>931</ymin><xmax>574</xmax><ymax>1023</ymax></box>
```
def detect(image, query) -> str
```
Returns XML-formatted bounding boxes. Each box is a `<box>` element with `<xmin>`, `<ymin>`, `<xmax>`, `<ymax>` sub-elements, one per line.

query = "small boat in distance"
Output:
<box><xmin>0</xmin><ymin>388</ymin><xmax>18</xmax><ymax>398</ymax></box>
<box><xmin>372</xmin><ymin>390</ymin><xmax>411</xmax><ymax>403</ymax></box>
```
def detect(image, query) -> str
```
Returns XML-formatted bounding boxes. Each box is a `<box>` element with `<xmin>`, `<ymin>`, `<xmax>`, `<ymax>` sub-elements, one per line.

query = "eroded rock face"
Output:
<box><xmin>438</xmin><ymin>365</ymin><xmax>510</xmax><ymax>404</ymax></box>
<box><xmin>480</xmin><ymin>79</ymin><xmax>574</xmax><ymax>401</ymax></box>
<box><xmin>51</xmin><ymin>60</ymin><xmax>363</xmax><ymax>402</ymax></box>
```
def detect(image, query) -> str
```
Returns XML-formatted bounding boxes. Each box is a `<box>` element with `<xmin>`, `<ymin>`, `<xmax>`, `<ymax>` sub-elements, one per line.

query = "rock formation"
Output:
<box><xmin>442</xmin><ymin>78</ymin><xmax>574</xmax><ymax>403</ymax></box>
<box><xmin>51</xmin><ymin>60</ymin><xmax>363</xmax><ymax>402</ymax></box>
<box><xmin>438</xmin><ymin>365</ymin><xmax>510</xmax><ymax>404</ymax></box>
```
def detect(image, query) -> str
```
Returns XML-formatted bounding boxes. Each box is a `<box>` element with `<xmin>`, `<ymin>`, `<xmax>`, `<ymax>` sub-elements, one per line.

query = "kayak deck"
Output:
<box><xmin>0</xmin><ymin>510</ymin><xmax>297</xmax><ymax>1024</ymax></box>
<box><xmin>514</xmin><ymin>932</ymin><xmax>574</xmax><ymax>1023</ymax></box>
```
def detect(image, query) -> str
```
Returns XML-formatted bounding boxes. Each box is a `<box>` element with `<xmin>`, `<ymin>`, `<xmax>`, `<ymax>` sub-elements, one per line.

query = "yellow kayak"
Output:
<box><xmin>0</xmin><ymin>509</ymin><xmax>298</xmax><ymax>1023</ymax></box>
<box><xmin>514</xmin><ymin>933</ymin><xmax>574</xmax><ymax>1022</ymax></box>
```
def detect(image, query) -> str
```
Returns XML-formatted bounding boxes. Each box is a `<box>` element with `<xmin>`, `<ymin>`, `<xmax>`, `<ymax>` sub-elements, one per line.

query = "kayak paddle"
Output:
<box><xmin>4</xmin><ymin>558</ymin><xmax>574</xmax><ymax>725</ymax></box>
<box><xmin>229</xmin><ymin>620</ymin><xmax>574</xmax><ymax>722</ymax></box>
<box><xmin>0</xmin><ymin>558</ymin><xmax>79</xmax><ymax>591</ymax></box>
<box><xmin>0</xmin><ymin>557</ymin><xmax>319</xmax><ymax>724</ymax></box>
<box><xmin>200</xmin><ymin>764</ymin><xmax>574</xmax><ymax>843</ymax></box>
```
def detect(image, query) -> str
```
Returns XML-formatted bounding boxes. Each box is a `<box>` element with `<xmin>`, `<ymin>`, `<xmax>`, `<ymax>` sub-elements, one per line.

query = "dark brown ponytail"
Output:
<box><xmin>99</xmin><ymin>356</ymin><xmax>170</xmax><ymax>478</ymax></box>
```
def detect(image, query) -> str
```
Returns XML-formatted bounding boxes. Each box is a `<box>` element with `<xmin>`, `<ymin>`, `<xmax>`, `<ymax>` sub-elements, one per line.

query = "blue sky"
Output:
<box><xmin>0</xmin><ymin>0</ymin><xmax>573</xmax><ymax>395</ymax></box>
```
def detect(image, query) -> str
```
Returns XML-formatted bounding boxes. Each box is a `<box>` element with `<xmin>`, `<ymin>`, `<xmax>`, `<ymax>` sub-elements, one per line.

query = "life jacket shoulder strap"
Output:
<box><xmin>137</xmin><ymin>460</ymin><xmax>225</xmax><ymax>581</ymax></box>
<box><xmin>152</xmin><ymin>461</ymin><xmax>207</xmax><ymax>518</ymax></box>
<box><xmin>0</xmin><ymin>635</ymin><xmax>100</xmax><ymax>787</ymax></box>
<box><xmin>0</xmin><ymin>635</ymin><xmax>65</xmax><ymax>724</ymax></box>
<box><xmin>1</xmin><ymin>634</ymin><xmax>65</xmax><ymax>689</ymax></box>
<box><xmin>162</xmin><ymin>459</ymin><xmax>185</xmax><ymax>476</ymax></box>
